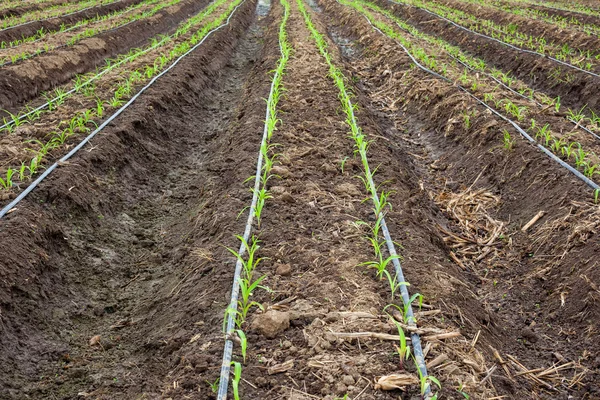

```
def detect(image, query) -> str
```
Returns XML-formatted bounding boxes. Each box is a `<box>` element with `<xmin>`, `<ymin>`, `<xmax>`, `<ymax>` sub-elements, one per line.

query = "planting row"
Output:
<box><xmin>0</xmin><ymin>0</ymin><xmax>180</xmax><ymax>66</ymax></box>
<box><xmin>339</xmin><ymin>0</ymin><xmax>600</xmax><ymax>196</ymax></box>
<box><xmin>0</xmin><ymin>0</ymin><xmax>121</xmax><ymax>31</ymax></box>
<box><xmin>0</xmin><ymin>0</ymin><xmax>145</xmax><ymax>43</ymax></box>
<box><xmin>453</xmin><ymin>0</ymin><xmax>600</xmax><ymax>37</ymax></box>
<box><xmin>0</xmin><ymin>0</ymin><xmax>243</xmax><ymax>196</ymax></box>
<box><xmin>377</xmin><ymin>0</ymin><xmax>600</xmax><ymax>135</ymax></box>
<box><xmin>397</xmin><ymin>0</ymin><xmax>600</xmax><ymax>74</ymax></box>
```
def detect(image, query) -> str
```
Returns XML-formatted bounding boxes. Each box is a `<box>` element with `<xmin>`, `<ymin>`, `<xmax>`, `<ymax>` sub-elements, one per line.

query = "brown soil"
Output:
<box><xmin>0</xmin><ymin>0</ymin><xmax>210</xmax><ymax>110</ymax></box>
<box><xmin>432</xmin><ymin>0</ymin><xmax>600</xmax><ymax>59</ymax></box>
<box><xmin>0</xmin><ymin>0</ymin><xmax>261</xmax><ymax>397</ymax></box>
<box><xmin>0</xmin><ymin>0</ymin><xmax>145</xmax><ymax>44</ymax></box>
<box><xmin>322</xmin><ymin>0</ymin><xmax>600</xmax><ymax>397</ymax></box>
<box><xmin>375</xmin><ymin>0</ymin><xmax>600</xmax><ymax>116</ymax></box>
<box><xmin>0</xmin><ymin>0</ymin><xmax>599</xmax><ymax>399</ymax></box>
<box><xmin>0</xmin><ymin>0</ymin><xmax>77</xmax><ymax>20</ymax></box>
<box><xmin>0</xmin><ymin>0</ymin><xmax>168</xmax><ymax>65</ymax></box>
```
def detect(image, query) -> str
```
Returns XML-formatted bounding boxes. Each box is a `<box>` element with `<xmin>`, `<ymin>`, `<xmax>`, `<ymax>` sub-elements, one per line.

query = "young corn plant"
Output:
<box><xmin>226</xmin><ymin>236</ymin><xmax>266</xmax><ymax>327</ymax></box>
<box><xmin>502</xmin><ymin>129</ymin><xmax>514</xmax><ymax>150</ymax></box>
<box><xmin>0</xmin><ymin>168</ymin><xmax>15</xmax><ymax>190</ymax></box>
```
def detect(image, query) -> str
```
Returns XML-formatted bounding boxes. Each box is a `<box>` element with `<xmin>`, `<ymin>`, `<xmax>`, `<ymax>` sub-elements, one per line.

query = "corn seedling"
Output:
<box><xmin>502</xmin><ymin>129</ymin><xmax>514</xmax><ymax>150</ymax></box>
<box><xmin>415</xmin><ymin>357</ymin><xmax>442</xmax><ymax>398</ymax></box>
<box><xmin>387</xmin><ymin>311</ymin><xmax>411</xmax><ymax>369</ymax></box>
<box><xmin>231</xmin><ymin>361</ymin><xmax>242</xmax><ymax>400</ymax></box>
<box><xmin>235</xmin><ymin>329</ymin><xmax>248</xmax><ymax>363</ymax></box>
<box><xmin>206</xmin><ymin>377</ymin><xmax>219</xmax><ymax>393</ymax></box>
<box><xmin>0</xmin><ymin>168</ymin><xmax>15</xmax><ymax>190</ymax></box>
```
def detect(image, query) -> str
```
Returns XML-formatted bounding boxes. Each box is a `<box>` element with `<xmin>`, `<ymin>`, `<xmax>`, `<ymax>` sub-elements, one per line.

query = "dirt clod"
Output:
<box><xmin>89</xmin><ymin>335</ymin><xmax>102</xmax><ymax>346</ymax></box>
<box><xmin>275</xmin><ymin>263</ymin><xmax>292</xmax><ymax>276</ymax></box>
<box><xmin>251</xmin><ymin>310</ymin><xmax>290</xmax><ymax>339</ymax></box>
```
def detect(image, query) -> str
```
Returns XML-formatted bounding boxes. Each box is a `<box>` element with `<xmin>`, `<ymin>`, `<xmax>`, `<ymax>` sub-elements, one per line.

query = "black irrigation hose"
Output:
<box><xmin>0</xmin><ymin>0</ymin><xmax>247</xmax><ymax>219</ymax></box>
<box><xmin>391</xmin><ymin>0</ymin><xmax>600</xmax><ymax>80</ymax></box>
<box><xmin>0</xmin><ymin>0</ymin><xmax>123</xmax><ymax>33</ymax></box>
<box><xmin>360</xmin><ymin>5</ymin><xmax>600</xmax><ymax>191</ymax></box>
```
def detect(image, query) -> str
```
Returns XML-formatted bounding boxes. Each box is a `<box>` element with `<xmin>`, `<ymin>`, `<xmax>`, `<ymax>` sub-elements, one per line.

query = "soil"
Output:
<box><xmin>432</xmin><ymin>0</ymin><xmax>600</xmax><ymax>59</ymax></box>
<box><xmin>0</xmin><ymin>0</ymin><xmax>260</xmax><ymax>397</ymax></box>
<box><xmin>0</xmin><ymin>0</ymin><xmax>173</xmax><ymax>67</ymax></box>
<box><xmin>0</xmin><ymin>0</ymin><xmax>211</xmax><ymax>110</ymax></box>
<box><xmin>0</xmin><ymin>0</ymin><xmax>599</xmax><ymax>399</ymax></box>
<box><xmin>0</xmin><ymin>0</ymin><xmax>78</xmax><ymax>20</ymax></box>
<box><xmin>375</xmin><ymin>0</ymin><xmax>600</xmax><ymax>115</ymax></box>
<box><xmin>0</xmin><ymin>0</ymin><xmax>146</xmax><ymax>44</ymax></box>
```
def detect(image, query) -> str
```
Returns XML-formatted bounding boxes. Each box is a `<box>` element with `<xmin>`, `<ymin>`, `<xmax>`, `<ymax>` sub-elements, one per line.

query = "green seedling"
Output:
<box><xmin>231</xmin><ymin>361</ymin><xmax>242</xmax><ymax>400</ymax></box>
<box><xmin>206</xmin><ymin>377</ymin><xmax>219</xmax><ymax>393</ymax></box>
<box><xmin>235</xmin><ymin>329</ymin><xmax>248</xmax><ymax>363</ymax></box>
<box><xmin>0</xmin><ymin>168</ymin><xmax>14</xmax><ymax>190</ymax></box>
<box><xmin>502</xmin><ymin>129</ymin><xmax>514</xmax><ymax>150</ymax></box>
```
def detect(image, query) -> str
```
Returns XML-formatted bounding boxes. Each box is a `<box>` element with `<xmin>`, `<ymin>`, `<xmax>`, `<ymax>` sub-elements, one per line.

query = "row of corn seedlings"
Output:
<box><xmin>0</xmin><ymin>0</ymin><xmax>234</xmax><ymax>134</ymax></box>
<box><xmin>297</xmin><ymin>0</ymin><xmax>439</xmax><ymax>397</ymax></box>
<box><xmin>393</xmin><ymin>0</ymin><xmax>600</xmax><ymax>74</ymax></box>
<box><xmin>0</xmin><ymin>0</ymin><xmax>242</xmax><ymax>192</ymax></box>
<box><xmin>0</xmin><ymin>0</ymin><xmax>120</xmax><ymax>31</ymax></box>
<box><xmin>452</xmin><ymin>0</ymin><xmax>600</xmax><ymax>37</ymax></box>
<box><xmin>217</xmin><ymin>0</ymin><xmax>291</xmax><ymax>398</ymax></box>
<box><xmin>0</xmin><ymin>0</ymin><xmax>182</xmax><ymax>66</ymax></box>
<box><xmin>0</xmin><ymin>0</ymin><xmax>58</xmax><ymax>13</ymax></box>
<box><xmin>507</xmin><ymin>0</ymin><xmax>600</xmax><ymax>18</ymax></box>
<box><xmin>343</xmin><ymin>0</ymin><xmax>600</xmax><ymax>187</ymax></box>
<box><xmin>358</xmin><ymin>0</ymin><xmax>600</xmax><ymax>138</ymax></box>
<box><xmin>0</xmin><ymin>0</ymin><xmax>162</xmax><ymax>49</ymax></box>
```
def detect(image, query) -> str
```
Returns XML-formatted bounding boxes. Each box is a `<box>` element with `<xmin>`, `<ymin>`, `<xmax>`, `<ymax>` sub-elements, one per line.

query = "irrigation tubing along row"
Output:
<box><xmin>2</xmin><ymin>0</ymin><xmax>161</xmax><ymax>50</ymax></box>
<box><xmin>0</xmin><ymin>0</ymin><xmax>212</xmax><ymax>131</ymax></box>
<box><xmin>355</xmin><ymin>3</ymin><xmax>600</xmax><ymax>191</ymax></box>
<box><xmin>378</xmin><ymin>4</ymin><xmax>600</xmax><ymax>142</ymax></box>
<box><xmin>390</xmin><ymin>0</ymin><xmax>600</xmax><ymax>80</ymax></box>
<box><xmin>0</xmin><ymin>0</ymin><xmax>124</xmax><ymax>33</ymax></box>
<box><xmin>0</xmin><ymin>0</ymin><xmax>247</xmax><ymax>219</ymax></box>
<box><xmin>311</xmin><ymin>0</ymin><xmax>431</xmax><ymax>394</ymax></box>
<box><xmin>0</xmin><ymin>1</ymin><xmax>173</xmax><ymax>68</ymax></box>
<box><xmin>216</xmin><ymin>1</ymin><xmax>281</xmax><ymax>397</ymax></box>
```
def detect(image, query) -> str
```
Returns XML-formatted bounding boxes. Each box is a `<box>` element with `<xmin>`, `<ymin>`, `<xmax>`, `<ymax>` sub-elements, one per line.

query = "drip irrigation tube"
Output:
<box><xmin>0</xmin><ymin>0</ymin><xmax>177</xmax><ymax>68</ymax></box>
<box><xmin>356</xmin><ymin>5</ymin><xmax>600</xmax><ymax>192</ymax></box>
<box><xmin>390</xmin><ymin>0</ymin><xmax>600</xmax><ymax>81</ymax></box>
<box><xmin>0</xmin><ymin>0</ymin><xmax>213</xmax><ymax>132</ymax></box>
<box><xmin>1</xmin><ymin>0</ymin><xmax>162</xmax><ymax>51</ymax></box>
<box><xmin>216</xmin><ymin>2</ymin><xmax>276</xmax><ymax>398</ymax></box>
<box><xmin>0</xmin><ymin>0</ymin><xmax>124</xmax><ymax>33</ymax></box>
<box><xmin>0</xmin><ymin>0</ymin><xmax>247</xmax><ymax>220</ymax></box>
<box><xmin>377</xmin><ymin>5</ymin><xmax>600</xmax><ymax>142</ymax></box>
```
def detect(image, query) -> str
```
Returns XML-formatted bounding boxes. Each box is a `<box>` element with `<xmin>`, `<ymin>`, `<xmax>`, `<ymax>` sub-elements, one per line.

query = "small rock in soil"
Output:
<box><xmin>251</xmin><ymin>310</ymin><xmax>290</xmax><ymax>339</ymax></box>
<box><xmin>342</xmin><ymin>375</ymin><xmax>355</xmax><ymax>385</ymax></box>
<box><xmin>271</xmin><ymin>165</ymin><xmax>291</xmax><ymax>179</ymax></box>
<box><xmin>334</xmin><ymin>182</ymin><xmax>361</xmax><ymax>197</ymax></box>
<box><xmin>275</xmin><ymin>263</ymin><xmax>292</xmax><ymax>276</ymax></box>
<box><xmin>282</xmin><ymin>193</ymin><xmax>296</xmax><ymax>203</ymax></box>
<box><xmin>89</xmin><ymin>335</ymin><xmax>102</xmax><ymax>346</ymax></box>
